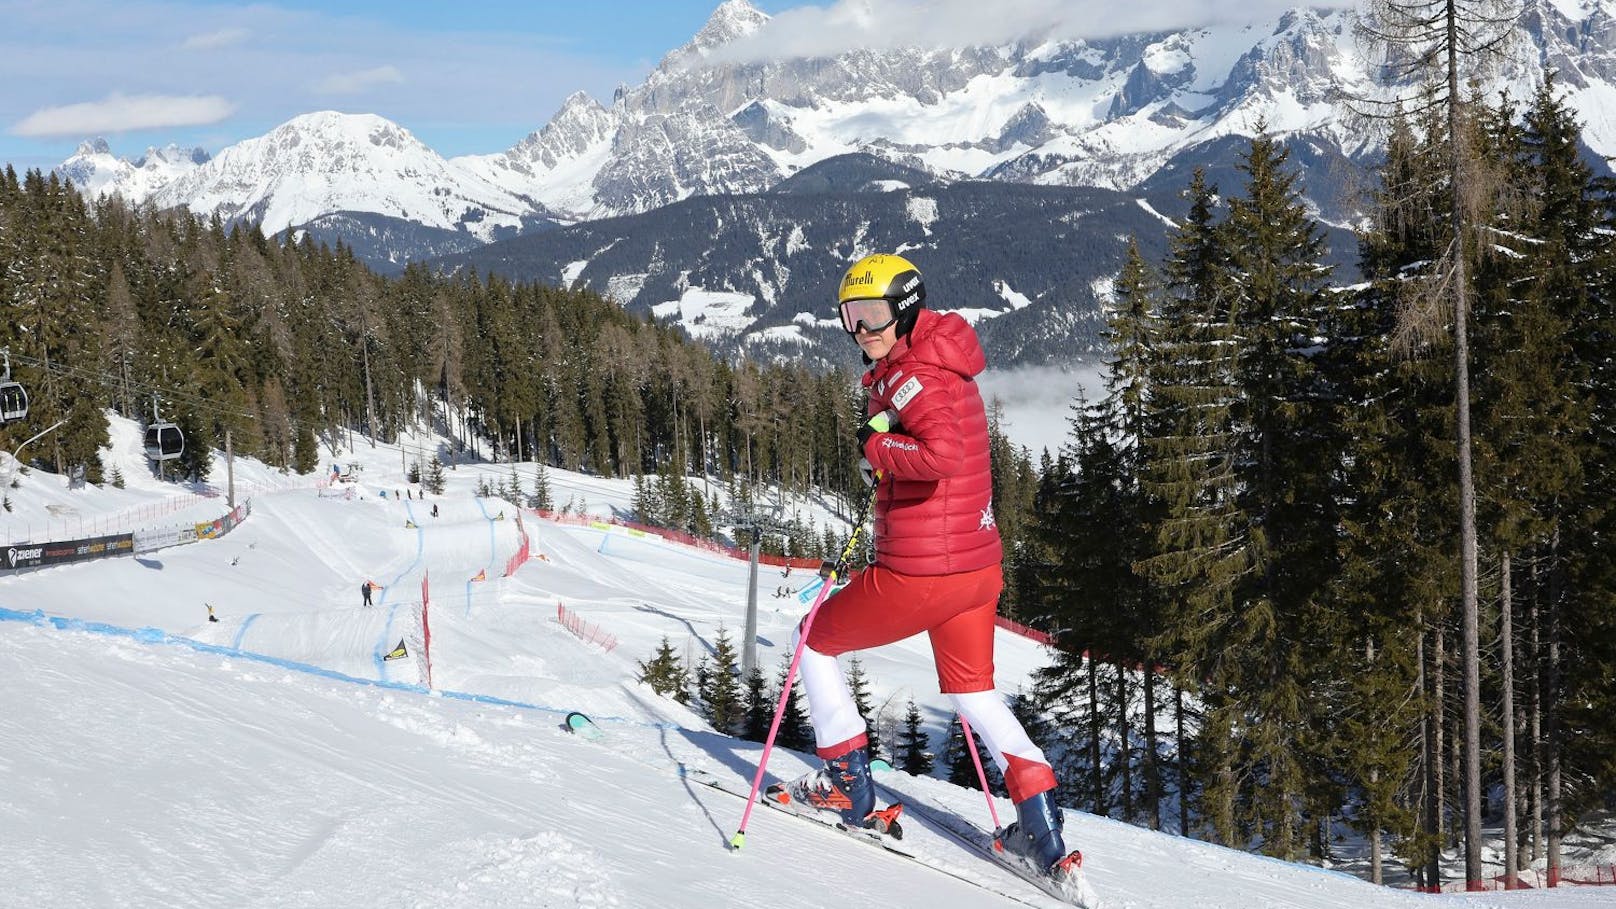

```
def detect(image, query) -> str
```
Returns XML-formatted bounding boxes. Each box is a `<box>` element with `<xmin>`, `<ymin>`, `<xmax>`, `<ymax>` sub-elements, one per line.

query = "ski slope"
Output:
<box><xmin>0</xmin><ymin>417</ymin><xmax>1607</xmax><ymax>908</ymax></box>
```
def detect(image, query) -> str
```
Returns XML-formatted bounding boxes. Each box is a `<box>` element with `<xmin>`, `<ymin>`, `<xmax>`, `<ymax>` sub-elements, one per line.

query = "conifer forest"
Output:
<box><xmin>3</xmin><ymin>82</ymin><xmax>1613</xmax><ymax>887</ymax></box>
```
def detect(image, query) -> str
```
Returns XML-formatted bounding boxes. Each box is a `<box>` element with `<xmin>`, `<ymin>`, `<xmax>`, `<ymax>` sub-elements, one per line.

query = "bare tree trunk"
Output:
<box><xmin>1545</xmin><ymin>531</ymin><xmax>1563</xmax><ymax>885</ymax></box>
<box><xmin>1177</xmin><ymin>683</ymin><xmax>1190</xmax><ymax>837</ymax></box>
<box><xmin>1434</xmin><ymin>622</ymin><xmax>1448</xmax><ymax>851</ymax></box>
<box><xmin>361</xmin><ymin>332</ymin><xmax>377</xmax><ymax>449</ymax></box>
<box><xmin>1439</xmin><ymin>1</ymin><xmax>1484</xmax><ymax>888</ymax></box>
<box><xmin>1368</xmin><ymin>637</ymin><xmax>1384</xmax><ymax>885</ymax></box>
<box><xmin>1089</xmin><ymin>661</ymin><xmax>1105</xmax><ymax>816</ymax></box>
<box><xmin>1529</xmin><ymin>556</ymin><xmax>1544</xmax><ymax>863</ymax></box>
<box><xmin>1501</xmin><ymin>550</ymin><xmax>1519</xmax><ymax>888</ymax></box>
<box><xmin>1117</xmin><ymin>666</ymin><xmax>1133</xmax><ymax>822</ymax></box>
<box><xmin>1421</xmin><ymin>629</ymin><xmax>1442</xmax><ymax>889</ymax></box>
<box><xmin>1144</xmin><ymin>663</ymin><xmax>1161</xmax><ymax>831</ymax></box>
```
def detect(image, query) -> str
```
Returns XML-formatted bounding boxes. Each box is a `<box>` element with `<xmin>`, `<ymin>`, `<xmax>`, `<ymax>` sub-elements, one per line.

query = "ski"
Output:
<box><xmin>561</xmin><ymin>710</ymin><xmax>604</xmax><ymax>742</ymax></box>
<box><xmin>555</xmin><ymin>711</ymin><xmax>1059</xmax><ymax>908</ymax></box>
<box><xmin>876</xmin><ymin>780</ymin><xmax>1102</xmax><ymax>908</ymax></box>
<box><xmin>691</xmin><ymin>769</ymin><xmax>1058</xmax><ymax>908</ymax></box>
<box><xmin>691</xmin><ymin>769</ymin><xmax>915</xmax><ymax>857</ymax></box>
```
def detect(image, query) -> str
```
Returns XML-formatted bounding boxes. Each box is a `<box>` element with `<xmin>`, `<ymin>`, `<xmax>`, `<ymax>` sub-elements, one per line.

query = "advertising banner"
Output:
<box><xmin>133</xmin><ymin>525</ymin><xmax>196</xmax><ymax>553</ymax></box>
<box><xmin>2</xmin><ymin>532</ymin><xmax>134</xmax><ymax>572</ymax></box>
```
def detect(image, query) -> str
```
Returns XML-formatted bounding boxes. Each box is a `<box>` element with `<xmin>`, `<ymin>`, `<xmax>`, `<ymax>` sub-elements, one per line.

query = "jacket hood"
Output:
<box><xmin>895</xmin><ymin>308</ymin><xmax>986</xmax><ymax>379</ymax></box>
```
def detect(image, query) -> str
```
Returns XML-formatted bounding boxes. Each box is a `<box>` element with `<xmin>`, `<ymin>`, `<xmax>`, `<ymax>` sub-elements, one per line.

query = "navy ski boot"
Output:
<box><xmin>998</xmin><ymin>790</ymin><xmax>1083</xmax><ymax>876</ymax></box>
<box><xmin>770</xmin><ymin>747</ymin><xmax>902</xmax><ymax>834</ymax></box>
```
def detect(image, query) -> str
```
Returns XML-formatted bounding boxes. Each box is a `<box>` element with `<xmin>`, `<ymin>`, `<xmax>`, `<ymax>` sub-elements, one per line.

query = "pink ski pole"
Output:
<box><xmin>960</xmin><ymin>714</ymin><xmax>1004</xmax><ymax>831</ymax></box>
<box><xmin>729</xmin><ymin>486</ymin><xmax>875</xmax><ymax>850</ymax></box>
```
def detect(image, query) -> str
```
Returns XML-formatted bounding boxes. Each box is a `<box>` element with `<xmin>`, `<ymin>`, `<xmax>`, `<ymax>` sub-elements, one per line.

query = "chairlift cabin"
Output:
<box><xmin>0</xmin><ymin>379</ymin><xmax>26</xmax><ymax>424</ymax></box>
<box><xmin>144</xmin><ymin>421</ymin><xmax>184</xmax><ymax>461</ymax></box>
<box><xmin>0</xmin><ymin>350</ymin><xmax>25</xmax><ymax>423</ymax></box>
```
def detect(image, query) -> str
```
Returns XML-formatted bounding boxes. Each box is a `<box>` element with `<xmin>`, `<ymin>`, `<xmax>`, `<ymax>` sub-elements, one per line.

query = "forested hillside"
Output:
<box><xmin>1015</xmin><ymin>83</ymin><xmax>1616</xmax><ymax>888</ymax></box>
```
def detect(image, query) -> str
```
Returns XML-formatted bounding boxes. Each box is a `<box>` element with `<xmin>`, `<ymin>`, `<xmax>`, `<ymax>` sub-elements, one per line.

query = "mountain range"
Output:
<box><xmin>54</xmin><ymin>0</ymin><xmax>1616</xmax><ymax>366</ymax></box>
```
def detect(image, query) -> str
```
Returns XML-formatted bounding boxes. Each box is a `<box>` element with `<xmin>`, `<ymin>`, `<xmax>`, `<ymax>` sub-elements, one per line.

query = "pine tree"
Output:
<box><xmin>773</xmin><ymin>657</ymin><xmax>814</xmax><ymax>754</ymax></box>
<box><xmin>426</xmin><ymin>455</ymin><xmax>447</xmax><ymax>495</ymax></box>
<box><xmin>702</xmin><ymin>627</ymin><xmax>745</xmax><ymax>736</ymax></box>
<box><xmin>895</xmin><ymin>699</ymin><xmax>935</xmax><ymax>776</ymax></box>
<box><xmin>943</xmin><ymin>718</ymin><xmax>1002</xmax><ymax>794</ymax></box>
<box><xmin>638</xmin><ymin>636</ymin><xmax>690</xmax><ymax>704</ymax></box>
<box><xmin>741</xmin><ymin>667</ymin><xmax>772</xmax><ymax>743</ymax></box>
<box><xmin>532</xmin><ymin>463</ymin><xmax>554</xmax><ymax>511</ymax></box>
<box><xmin>1335</xmin><ymin>108</ymin><xmax>1462</xmax><ymax>886</ymax></box>
<box><xmin>845</xmin><ymin>656</ymin><xmax>882</xmax><ymax>759</ymax></box>
<box><xmin>1354</xmin><ymin>0</ymin><xmax>1527</xmax><ymax>883</ymax></box>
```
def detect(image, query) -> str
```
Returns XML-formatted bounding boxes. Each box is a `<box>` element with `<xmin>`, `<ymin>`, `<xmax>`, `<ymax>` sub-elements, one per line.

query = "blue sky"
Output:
<box><xmin>2</xmin><ymin>0</ymin><xmax>1342</xmax><ymax>174</ymax></box>
<box><xmin>0</xmin><ymin>0</ymin><xmax>795</xmax><ymax>172</ymax></box>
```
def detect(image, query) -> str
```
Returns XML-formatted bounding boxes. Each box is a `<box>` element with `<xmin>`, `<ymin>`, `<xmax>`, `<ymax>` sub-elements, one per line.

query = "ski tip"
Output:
<box><xmin>728</xmin><ymin>831</ymin><xmax>746</xmax><ymax>851</ymax></box>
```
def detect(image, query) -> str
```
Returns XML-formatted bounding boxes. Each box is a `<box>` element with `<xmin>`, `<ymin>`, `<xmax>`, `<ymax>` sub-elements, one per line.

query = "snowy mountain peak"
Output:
<box><xmin>58</xmin><ymin>136</ymin><xmax>208</xmax><ymax>200</ymax></box>
<box><xmin>693</xmin><ymin>0</ymin><xmax>769</xmax><ymax>51</ymax></box>
<box><xmin>147</xmin><ymin>110</ymin><xmax>540</xmax><ymax>242</ymax></box>
<box><xmin>134</xmin><ymin>143</ymin><xmax>210</xmax><ymax>168</ymax></box>
<box><xmin>660</xmin><ymin>0</ymin><xmax>771</xmax><ymax>70</ymax></box>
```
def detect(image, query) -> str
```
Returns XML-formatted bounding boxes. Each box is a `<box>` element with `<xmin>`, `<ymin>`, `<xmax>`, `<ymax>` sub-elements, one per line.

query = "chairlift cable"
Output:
<box><xmin>4</xmin><ymin>351</ymin><xmax>256</xmax><ymax>421</ymax></box>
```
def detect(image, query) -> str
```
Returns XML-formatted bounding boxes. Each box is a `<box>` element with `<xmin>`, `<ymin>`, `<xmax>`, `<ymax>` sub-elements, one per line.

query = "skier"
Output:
<box><xmin>361</xmin><ymin>580</ymin><xmax>373</xmax><ymax>607</ymax></box>
<box><xmin>779</xmin><ymin>252</ymin><xmax>1081</xmax><ymax>882</ymax></box>
<box><xmin>431</xmin><ymin>503</ymin><xmax>439</xmax><ymax>518</ymax></box>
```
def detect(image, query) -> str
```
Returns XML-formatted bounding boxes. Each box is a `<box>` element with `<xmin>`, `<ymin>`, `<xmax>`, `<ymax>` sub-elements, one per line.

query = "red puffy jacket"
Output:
<box><xmin>859</xmin><ymin>308</ymin><xmax>1002</xmax><ymax>576</ymax></box>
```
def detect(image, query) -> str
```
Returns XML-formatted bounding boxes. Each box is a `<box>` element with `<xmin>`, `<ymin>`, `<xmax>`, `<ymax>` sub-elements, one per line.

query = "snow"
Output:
<box><xmin>1</xmin><ymin>412</ymin><xmax>1611</xmax><ymax>907</ymax></box>
<box><xmin>1135</xmin><ymin>197</ymin><xmax>1178</xmax><ymax>227</ymax></box>
<box><xmin>907</xmin><ymin>195</ymin><xmax>940</xmax><ymax>235</ymax></box>
<box><xmin>1568</xmin><ymin>81</ymin><xmax>1616</xmax><ymax>165</ymax></box>
<box><xmin>994</xmin><ymin>279</ymin><xmax>1034</xmax><ymax>311</ymax></box>
<box><xmin>1549</xmin><ymin>0</ymin><xmax>1593</xmax><ymax>21</ymax></box>
<box><xmin>652</xmin><ymin>288</ymin><xmax>757</xmax><ymax>339</ymax></box>
<box><xmin>146</xmin><ymin>112</ymin><xmax>533</xmax><ymax>241</ymax></box>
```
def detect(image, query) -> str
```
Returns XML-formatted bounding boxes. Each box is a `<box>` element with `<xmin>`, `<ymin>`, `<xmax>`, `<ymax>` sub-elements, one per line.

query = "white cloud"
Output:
<box><xmin>10</xmin><ymin>93</ymin><xmax>236</xmax><ymax>137</ymax></box>
<box><xmin>312</xmin><ymin>65</ymin><xmax>406</xmax><ymax>96</ymax></box>
<box><xmin>707</xmin><ymin>0</ymin><xmax>1355</xmax><ymax>64</ymax></box>
<box><xmin>977</xmin><ymin>362</ymin><xmax>1108</xmax><ymax>458</ymax></box>
<box><xmin>180</xmin><ymin>27</ymin><xmax>249</xmax><ymax>51</ymax></box>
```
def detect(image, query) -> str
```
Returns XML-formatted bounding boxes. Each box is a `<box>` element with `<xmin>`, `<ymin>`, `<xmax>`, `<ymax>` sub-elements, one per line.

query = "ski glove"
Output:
<box><xmin>858</xmin><ymin>457</ymin><xmax>881</xmax><ymax>487</ymax></box>
<box><xmin>856</xmin><ymin>409</ymin><xmax>899</xmax><ymax>448</ymax></box>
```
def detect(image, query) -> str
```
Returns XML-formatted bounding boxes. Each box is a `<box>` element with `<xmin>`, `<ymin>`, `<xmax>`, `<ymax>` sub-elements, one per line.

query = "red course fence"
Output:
<box><xmin>529</xmin><ymin>507</ymin><xmax>1057</xmax><ymax>647</ymax></box>
<box><xmin>503</xmin><ymin>511</ymin><xmax>532</xmax><ymax>577</ymax></box>
<box><xmin>556</xmin><ymin>601</ymin><xmax>617</xmax><ymax>653</ymax></box>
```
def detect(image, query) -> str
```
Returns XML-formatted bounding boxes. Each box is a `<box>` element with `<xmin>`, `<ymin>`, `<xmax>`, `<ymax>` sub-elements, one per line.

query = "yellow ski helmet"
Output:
<box><xmin>837</xmin><ymin>253</ymin><xmax>926</xmax><ymax>337</ymax></box>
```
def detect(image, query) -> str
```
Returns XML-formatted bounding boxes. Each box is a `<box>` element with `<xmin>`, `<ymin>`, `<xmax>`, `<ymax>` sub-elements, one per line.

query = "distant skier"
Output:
<box><xmin>431</xmin><ymin>503</ymin><xmax>439</xmax><ymax>518</ymax></box>
<box><xmin>206</xmin><ymin>603</ymin><xmax>219</xmax><ymax>623</ymax></box>
<box><xmin>361</xmin><ymin>580</ymin><xmax>374</xmax><ymax>607</ymax></box>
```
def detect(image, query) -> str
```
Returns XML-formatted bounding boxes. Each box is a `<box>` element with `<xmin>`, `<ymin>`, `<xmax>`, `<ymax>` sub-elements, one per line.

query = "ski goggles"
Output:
<box><xmin>838</xmin><ymin>297</ymin><xmax>898</xmax><ymax>334</ymax></box>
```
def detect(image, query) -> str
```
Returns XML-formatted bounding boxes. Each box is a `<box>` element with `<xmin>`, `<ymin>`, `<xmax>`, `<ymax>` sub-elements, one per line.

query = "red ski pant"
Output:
<box><xmin>804</xmin><ymin>561</ymin><xmax>1003</xmax><ymax>693</ymax></box>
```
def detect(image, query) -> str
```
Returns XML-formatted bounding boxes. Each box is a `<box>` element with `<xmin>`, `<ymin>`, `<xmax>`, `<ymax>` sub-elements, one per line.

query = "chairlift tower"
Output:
<box><xmin>724</xmin><ymin>501</ymin><xmax>794</xmax><ymax>680</ymax></box>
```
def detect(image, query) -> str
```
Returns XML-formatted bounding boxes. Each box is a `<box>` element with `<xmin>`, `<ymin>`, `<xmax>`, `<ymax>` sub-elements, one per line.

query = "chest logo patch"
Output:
<box><xmin>891</xmin><ymin>376</ymin><xmax>923</xmax><ymax>411</ymax></box>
